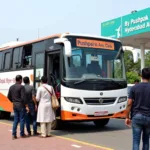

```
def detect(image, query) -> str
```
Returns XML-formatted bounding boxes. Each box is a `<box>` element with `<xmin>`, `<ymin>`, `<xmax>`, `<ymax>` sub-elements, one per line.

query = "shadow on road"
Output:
<box><xmin>6</xmin><ymin>115</ymin><xmax>129</xmax><ymax>136</ymax></box>
<box><xmin>52</xmin><ymin>119</ymin><xmax>129</xmax><ymax>136</ymax></box>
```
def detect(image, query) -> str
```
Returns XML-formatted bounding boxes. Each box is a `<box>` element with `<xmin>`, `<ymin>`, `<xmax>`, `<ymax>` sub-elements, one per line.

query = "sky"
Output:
<box><xmin>0</xmin><ymin>0</ymin><xmax>150</xmax><ymax>45</ymax></box>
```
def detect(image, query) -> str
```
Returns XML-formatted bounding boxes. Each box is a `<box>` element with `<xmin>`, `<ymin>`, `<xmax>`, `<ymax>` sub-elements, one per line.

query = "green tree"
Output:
<box><xmin>124</xmin><ymin>50</ymin><xmax>150</xmax><ymax>83</ymax></box>
<box><xmin>124</xmin><ymin>51</ymin><xmax>140</xmax><ymax>72</ymax></box>
<box><xmin>126</xmin><ymin>72</ymin><xmax>140</xmax><ymax>84</ymax></box>
<box><xmin>124</xmin><ymin>51</ymin><xmax>134</xmax><ymax>72</ymax></box>
<box><xmin>145</xmin><ymin>51</ymin><xmax>150</xmax><ymax>67</ymax></box>
<box><xmin>124</xmin><ymin>51</ymin><xmax>140</xmax><ymax>83</ymax></box>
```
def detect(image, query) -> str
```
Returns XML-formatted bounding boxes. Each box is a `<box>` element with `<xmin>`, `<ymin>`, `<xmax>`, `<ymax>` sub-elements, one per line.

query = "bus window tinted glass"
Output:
<box><xmin>0</xmin><ymin>52</ymin><xmax>2</xmax><ymax>70</ymax></box>
<box><xmin>35</xmin><ymin>53</ymin><xmax>44</xmax><ymax>80</ymax></box>
<box><xmin>63</xmin><ymin>47</ymin><xmax>125</xmax><ymax>80</ymax></box>
<box><xmin>4</xmin><ymin>52</ymin><xmax>11</xmax><ymax>70</ymax></box>
<box><xmin>23</xmin><ymin>45</ymin><xmax>32</xmax><ymax>68</ymax></box>
<box><xmin>36</xmin><ymin>53</ymin><xmax>44</xmax><ymax>68</ymax></box>
<box><xmin>12</xmin><ymin>48</ymin><xmax>21</xmax><ymax>69</ymax></box>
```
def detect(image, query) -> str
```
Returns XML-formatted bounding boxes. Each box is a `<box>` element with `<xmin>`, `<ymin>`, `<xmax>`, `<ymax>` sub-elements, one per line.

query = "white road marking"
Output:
<box><xmin>71</xmin><ymin>144</ymin><xmax>81</xmax><ymax>148</ymax></box>
<box><xmin>8</xmin><ymin>129</ymin><xmax>12</xmax><ymax>132</ymax></box>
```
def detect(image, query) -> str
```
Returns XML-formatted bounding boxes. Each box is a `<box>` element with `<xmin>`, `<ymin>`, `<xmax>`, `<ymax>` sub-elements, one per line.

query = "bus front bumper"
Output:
<box><xmin>61</xmin><ymin>110</ymin><xmax>127</xmax><ymax>121</ymax></box>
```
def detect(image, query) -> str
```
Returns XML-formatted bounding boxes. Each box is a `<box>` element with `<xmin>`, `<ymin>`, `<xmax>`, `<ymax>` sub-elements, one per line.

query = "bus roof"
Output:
<box><xmin>0</xmin><ymin>33</ymin><xmax>120</xmax><ymax>52</ymax></box>
<box><xmin>61</xmin><ymin>33</ymin><xmax>121</xmax><ymax>42</ymax></box>
<box><xmin>0</xmin><ymin>34</ymin><xmax>61</xmax><ymax>51</ymax></box>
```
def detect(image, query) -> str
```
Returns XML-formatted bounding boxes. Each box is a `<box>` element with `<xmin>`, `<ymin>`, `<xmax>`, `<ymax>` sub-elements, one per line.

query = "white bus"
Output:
<box><xmin>0</xmin><ymin>33</ymin><xmax>128</xmax><ymax>129</ymax></box>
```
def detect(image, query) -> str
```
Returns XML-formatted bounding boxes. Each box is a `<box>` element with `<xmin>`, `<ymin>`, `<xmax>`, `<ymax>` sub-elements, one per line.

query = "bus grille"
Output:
<box><xmin>84</xmin><ymin>97</ymin><xmax>116</xmax><ymax>105</ymax></box>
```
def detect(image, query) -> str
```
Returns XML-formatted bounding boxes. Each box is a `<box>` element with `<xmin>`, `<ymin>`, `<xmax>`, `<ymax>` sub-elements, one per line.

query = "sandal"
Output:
<box><xmin>39</xmin><ymin>135</ymin><xmax>46</xmax><ymax>138</ymax></box>
<box><xmin>46</xmin><ymin>135</ymin><xmax>52</xmax><ymax>137</ymax></box>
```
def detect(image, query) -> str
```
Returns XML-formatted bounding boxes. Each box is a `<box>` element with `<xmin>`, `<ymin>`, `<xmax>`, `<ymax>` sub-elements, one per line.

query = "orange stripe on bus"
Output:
<box><xmin>61</xmin><ymin>110</ymin><xmax>127</xmax><ymax>121</ymax></box>
<box><xmin>0</xmin><ymin>93</ymin><xmax>13</xmax><ymax>112</ymax></box>
<box><xmin>30</xmin><ymin>74</ymin><xmax>34</xmax><ymax>82</ymax></box>
<box><xmin>0</xmin><ymin>34</ymin><xmax>62</xmax><ymax>51</ymax></box>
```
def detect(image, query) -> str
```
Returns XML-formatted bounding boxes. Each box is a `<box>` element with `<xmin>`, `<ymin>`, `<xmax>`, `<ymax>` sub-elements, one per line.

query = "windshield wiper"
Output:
<box><xmin>74</xmin><ymin>79</ymin><xmax>98</xmax><ymax>85</ymax></box>
<box><xmin>74</xmin><ymin>78</ymin><xmax>124</xmax><ymax>86</ymax></box>
<box><xmin>102</xmin><ymin>78</ymin><xmax>123</xmax><ymax>87</ymax></box>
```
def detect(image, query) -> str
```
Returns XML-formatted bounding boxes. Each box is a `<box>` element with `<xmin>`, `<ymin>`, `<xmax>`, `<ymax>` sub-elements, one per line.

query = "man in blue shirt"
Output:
<box><xmin>125</xmin><ymin>67</ymin><xmax>150</xmax><ymax>150</ymax></box>
<box><xmin>23</xmin><ymin>77</ymin><xmax>38</xmax><ymax>136</ymax></box>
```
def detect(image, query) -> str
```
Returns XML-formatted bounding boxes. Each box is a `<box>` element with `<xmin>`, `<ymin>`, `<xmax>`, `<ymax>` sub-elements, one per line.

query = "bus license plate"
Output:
<box><xmin>94</xmin><ymin>111</ymin><xmax>108</xmax><ymax>116</ymax></box>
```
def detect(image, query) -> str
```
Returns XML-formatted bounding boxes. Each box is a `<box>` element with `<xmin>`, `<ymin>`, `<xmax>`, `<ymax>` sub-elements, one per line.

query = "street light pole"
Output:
<box><xmin>38</xmin><ymin>28</ymin><xmax>39</xmax><ymax>38</ymax></box>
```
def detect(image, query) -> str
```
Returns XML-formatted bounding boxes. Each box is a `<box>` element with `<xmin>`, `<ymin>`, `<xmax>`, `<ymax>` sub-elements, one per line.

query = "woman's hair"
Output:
<box><xmin>41</xmin><ymin>76</ymin><xmax>48</xmax><ymax>83</ymax></box>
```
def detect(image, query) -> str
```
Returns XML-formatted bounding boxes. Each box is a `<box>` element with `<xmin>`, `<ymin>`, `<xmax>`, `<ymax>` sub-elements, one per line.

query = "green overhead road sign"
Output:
<box><xmin>101</xmin><ymin>8</ymin><xmax>150</xmax><ymax>38</ymax></box>
<box><xmin>101</xmin><ymin>17</ymin><xmax>122</xmax><ymax>38</ymax></box>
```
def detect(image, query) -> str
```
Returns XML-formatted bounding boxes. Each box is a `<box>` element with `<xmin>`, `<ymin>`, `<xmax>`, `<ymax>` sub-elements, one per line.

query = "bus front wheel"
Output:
<box><xmin>51</xmin><ymin>119</ymin><xmax>62</xmax><ymax>130</ymax></box>
<box><xmin>93</xmin><ymin>119</ymin><xmax>110</xmax><ymax>127</ymax></box>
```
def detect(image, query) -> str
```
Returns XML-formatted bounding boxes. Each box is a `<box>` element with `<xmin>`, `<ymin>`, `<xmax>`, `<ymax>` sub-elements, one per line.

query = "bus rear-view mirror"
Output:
<box><xmin>54</xmin><ymin>38</ymin><xmax>72</xmax><ymax>57</ymax></box>
<box><xmin>64</xmin><ymin>40</ymin><xmax>72</xmax><ymax>57</ymax></box>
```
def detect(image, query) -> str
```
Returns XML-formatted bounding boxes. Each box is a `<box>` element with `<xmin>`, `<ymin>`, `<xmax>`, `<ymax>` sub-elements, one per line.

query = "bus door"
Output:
<box><xmin>46</xmin><ymin>51</ymin><xmax>61</xmax><ymax>97</ymax></box>
<box><xmin>46</xmin><ymin>50</ymin><xmax>61</xmax><ymax>121</ymax></box>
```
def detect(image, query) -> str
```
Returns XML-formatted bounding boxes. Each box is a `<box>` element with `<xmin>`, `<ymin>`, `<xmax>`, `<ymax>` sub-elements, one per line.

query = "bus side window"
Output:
<box><xmin>0</xmin><ymin>52</ymin><xmax>2</xmax><ymax>71</ymax></box>
<box><xmin>4</xmin><ymin>52</ymin><xmax>11</xmax><ymax>70</ymax></box>
<box><xmin>12</xmin><ymin>47</ymin><xmax>21</xmax><ymax>69</ymax></box>
<box><xmin>23</xmin><ymin>45</ymin><xmax>32</xmax><ymax>68</ymax></box>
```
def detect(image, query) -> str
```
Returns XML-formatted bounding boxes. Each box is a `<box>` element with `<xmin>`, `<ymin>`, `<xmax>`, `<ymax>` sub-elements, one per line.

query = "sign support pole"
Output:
<box><xmin>140</xmin><ymin>43</ymin><xmax>145</xmax><ymax>70</ymax></box>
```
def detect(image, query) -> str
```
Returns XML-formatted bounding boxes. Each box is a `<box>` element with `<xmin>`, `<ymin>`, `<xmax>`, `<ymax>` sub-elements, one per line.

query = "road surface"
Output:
<box><xmin>0</xmin><ymin>117</ymin><xmax>135</xmax><ymax>150</ymax></box>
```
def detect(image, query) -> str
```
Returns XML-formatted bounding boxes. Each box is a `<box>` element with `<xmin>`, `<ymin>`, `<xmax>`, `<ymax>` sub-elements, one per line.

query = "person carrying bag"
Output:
<box><xmin>43</xmin><ymin>85</ymin><xmax>59</xmax><ymax>110</ymax></box>
<box><xmin>36</xmin><ymin>76</ymin><xmax>59</xmax><ymax>138</ymax></box>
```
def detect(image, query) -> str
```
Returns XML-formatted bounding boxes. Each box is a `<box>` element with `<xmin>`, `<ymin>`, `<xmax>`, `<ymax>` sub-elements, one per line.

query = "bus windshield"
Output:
<box><xmin>63</xmin><ymin>37</ymin><xmax>126</xmax><ymax>81</ymax></box>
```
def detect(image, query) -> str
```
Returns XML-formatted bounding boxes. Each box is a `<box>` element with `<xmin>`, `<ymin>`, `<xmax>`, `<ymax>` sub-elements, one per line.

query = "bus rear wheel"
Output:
<box><xmin>4</xmin><ymin>112</ymin><xmax>11</xmax><ymax>119</ymax></box>
<box><xmin>93</xmin><ymin>119</ymin><xmax>110</xmax><ymax>128</ymax></box>
<box><xmin>0</xmin><ymin>111</ymin><xmax>4</xmax><ymax>119</ymax></box>
<box><xmin>0</xmin><ymin>111</ymin><xmax>11</xmax><ymax>119</ymax></box>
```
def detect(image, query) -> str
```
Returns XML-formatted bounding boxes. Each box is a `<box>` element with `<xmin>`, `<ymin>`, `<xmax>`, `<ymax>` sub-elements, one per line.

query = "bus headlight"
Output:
<box><xmin>118</xmin><ymin>97</ymin><xmax>127</xmax><ymax>103</ymax></box>
<box><xmin>64</xmin><ymin>97</ymin><xmax>83</xmax><ymax>104</ymax></box>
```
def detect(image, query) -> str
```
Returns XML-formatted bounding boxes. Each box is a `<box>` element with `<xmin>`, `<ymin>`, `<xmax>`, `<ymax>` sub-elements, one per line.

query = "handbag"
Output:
<box><xmin>43</xmin><ymin>86</ymin><xmax>59</xmax><ymax>110</ymax></box>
